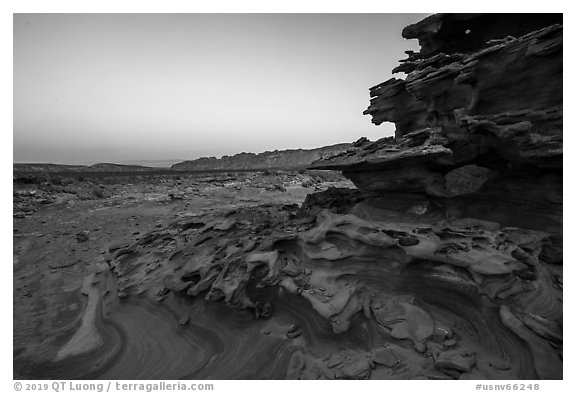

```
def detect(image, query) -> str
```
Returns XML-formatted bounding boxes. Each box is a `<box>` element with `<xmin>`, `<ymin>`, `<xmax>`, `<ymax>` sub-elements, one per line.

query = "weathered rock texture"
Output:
<box><xmin>308</xmin><ymin>13</ymin><xmax>563</xmax><ymax>379</ymax></box>
<box><xmin>71</xmin><ymin>14</ymin><xmax>562</xmax><ymax>380</ymax></box>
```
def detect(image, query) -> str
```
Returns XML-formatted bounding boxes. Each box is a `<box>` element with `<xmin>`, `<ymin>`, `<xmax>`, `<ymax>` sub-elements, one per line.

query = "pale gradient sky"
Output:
<box><xmin>14</xmin><ymin>13</ymin><xmax>426</xmax><ymax>165</ymax></box>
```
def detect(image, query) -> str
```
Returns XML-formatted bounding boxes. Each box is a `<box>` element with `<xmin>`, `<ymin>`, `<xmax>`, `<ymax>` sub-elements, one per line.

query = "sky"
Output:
<box><xmin>13</xmin><ymin>13</ymin><xmax>426</xmax><ymax>165</ymax></box>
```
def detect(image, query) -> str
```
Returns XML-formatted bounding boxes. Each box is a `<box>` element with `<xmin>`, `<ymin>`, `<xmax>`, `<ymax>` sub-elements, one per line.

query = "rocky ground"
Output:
<box><xmin>13</xmin><ymin>167</ymin><xmax>562</xmax><ymax>380</ymax></box>
<box><xmin>13</xmin><ymin>170</ymin><xmax>353</xmax><ymax>379</ymax></box>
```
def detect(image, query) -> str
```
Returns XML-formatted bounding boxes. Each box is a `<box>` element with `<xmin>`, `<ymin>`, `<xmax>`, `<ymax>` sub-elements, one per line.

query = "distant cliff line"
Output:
<box><xmin>14</xmin><ymin>142</ymin><xmax>362</xmax><ymax>173</ymax></box>
<box><xmin>171</xmin><ymin>143</ymin><xmax>353</xmax><ymax>171</ymax></box>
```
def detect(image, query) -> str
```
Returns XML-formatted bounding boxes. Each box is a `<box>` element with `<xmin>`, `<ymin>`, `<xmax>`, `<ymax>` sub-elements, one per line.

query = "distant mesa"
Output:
<box><xmin>116</xmin><ymin>159</ymin><xmax>185</xmax><ymax>168</ymax></box>
<box><xmin>170</xmin><ymin>143</ymin><xmax>356</xmax><ymax>171</ymax></box>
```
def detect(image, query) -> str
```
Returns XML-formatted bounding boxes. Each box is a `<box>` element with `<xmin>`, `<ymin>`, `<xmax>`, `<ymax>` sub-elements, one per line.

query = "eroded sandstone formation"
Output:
<box><xmin>62</xmin><ymin>13</ymin><xmax>562</xmax><ymax>380</ymax></box>
<box><xmin>308</xmin><ymin>13</ymin><xmax>563</xmax><ymax>378</ymax></box>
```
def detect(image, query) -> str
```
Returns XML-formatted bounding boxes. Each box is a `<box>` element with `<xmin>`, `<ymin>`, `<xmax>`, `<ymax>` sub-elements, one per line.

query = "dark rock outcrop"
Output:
<box><xmin>311</xmin><ymin>14</ymin><xmax>562</xmax><ymax>238</ymax></box>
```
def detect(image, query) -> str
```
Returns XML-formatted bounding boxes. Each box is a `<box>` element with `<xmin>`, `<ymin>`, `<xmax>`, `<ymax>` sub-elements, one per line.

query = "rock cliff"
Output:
<box><xmin>307</xmin><ymin>13</ymin><xmax>563</xmax><ymax>378</ymax></box>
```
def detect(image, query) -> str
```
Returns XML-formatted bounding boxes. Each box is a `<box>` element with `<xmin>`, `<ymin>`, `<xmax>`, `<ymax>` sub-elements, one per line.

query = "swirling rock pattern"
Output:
<box><xmin>31</xmin><ymin>13</ymin><xmax>562</xmax><ymax>380</ymax></box>
<box><xmin>98</xmin><ymin>194</ymin><xmax>560</xmax><ymax>379</ymax></box>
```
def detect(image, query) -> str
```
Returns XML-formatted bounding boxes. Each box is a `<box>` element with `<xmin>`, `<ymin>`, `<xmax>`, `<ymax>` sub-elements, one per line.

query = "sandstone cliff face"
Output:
<box><xmin>312</xmin><ymin>14</ymin><xmax>562</xmax><ymax>237</ymax></box>
<box><xmin>314</xmin><ymin>14</ymin><xmax>562</xmax><ymax>179</ymax></box>
<box><xmin>102</xmin><ymin>14</ymin><xmax>562</xmax><ymax>380</ymax></box>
